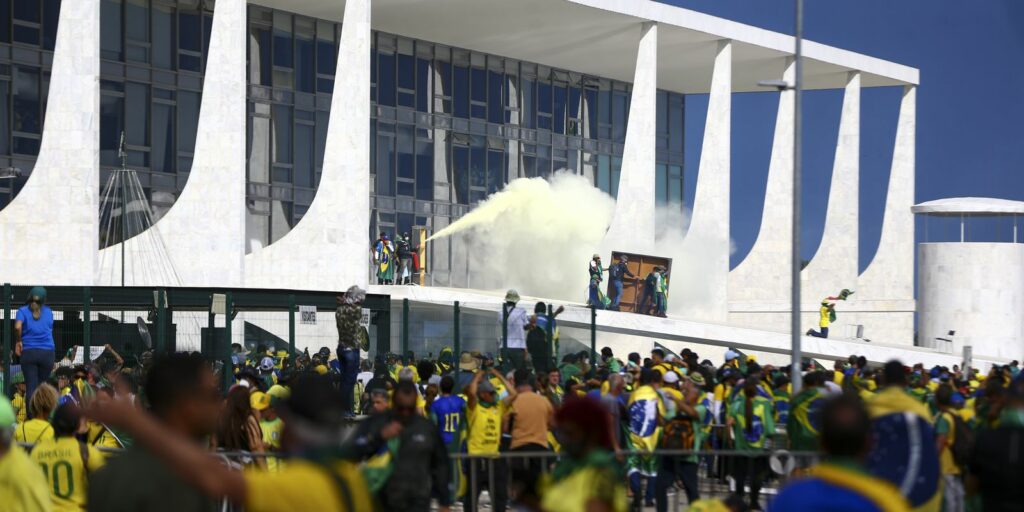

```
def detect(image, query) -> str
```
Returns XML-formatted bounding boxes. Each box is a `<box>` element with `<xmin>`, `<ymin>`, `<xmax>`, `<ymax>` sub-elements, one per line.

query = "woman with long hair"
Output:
<box><xmin>726</xmin><ymin>376</ymin><xmax>776</xmax><ymax>511</ymax></box>
<box><xmin>215</xmin><ymin>386</ymin><xmax>265</xmax><ymax>469</ymax></box>
<box><xmin>15</xmin><ymin>382</ymin><xmax>58</xmax><ymax>445</ymax></box>
<box><xmin>15</xmin><ymin>286</ymin><xmax>56</xmax><ymax>399</ymax></box>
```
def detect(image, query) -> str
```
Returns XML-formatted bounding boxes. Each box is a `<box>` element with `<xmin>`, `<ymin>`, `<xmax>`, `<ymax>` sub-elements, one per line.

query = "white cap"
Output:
<box><xmin>663</xmin><ymin>371</ymin><xmax>680</xmax><ymax>384</ymax></box>
<box><xmin>725</xmin><ymin>350</ymin><xmax>739</xmax><ymax>361</ymax></box>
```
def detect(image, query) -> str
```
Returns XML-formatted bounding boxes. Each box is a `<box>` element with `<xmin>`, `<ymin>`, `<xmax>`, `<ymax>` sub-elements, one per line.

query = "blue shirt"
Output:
<box><xmin>16</xmin><ymin>305</ymin><xmax>54</xmax><ymax>351</ymax></box>
<box><xmin>430</xmin><ymin>395</ymin><xmax>467</xmax><ymax>447</ymax></box>
<box><xmin>769</xmin><ymin>478</ymin><xmax>885</xmax><ymax>512</ymax></box>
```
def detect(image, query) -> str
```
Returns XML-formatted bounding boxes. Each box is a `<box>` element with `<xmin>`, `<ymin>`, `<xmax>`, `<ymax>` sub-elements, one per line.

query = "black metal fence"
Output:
<box><xmin>1</xmin><ymin>284</ymin><xmax>391</xmax><ymax>397</ymax></box>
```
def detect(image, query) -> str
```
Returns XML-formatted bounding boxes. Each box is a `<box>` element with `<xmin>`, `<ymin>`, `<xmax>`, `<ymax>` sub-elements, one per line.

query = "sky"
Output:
<box><xmin>662</xmin><ymin>0</ymin><xmax>1024</xmax><ymax>270</ymax></box>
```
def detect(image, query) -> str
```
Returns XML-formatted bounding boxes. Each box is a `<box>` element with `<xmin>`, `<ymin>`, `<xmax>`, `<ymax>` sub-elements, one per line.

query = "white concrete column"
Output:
<box><xmin>0</xmin><ymin>0</ymin><xmax>99</xmax><ymax>286</ymax></box>
<box><xmin>246</xmin><ymin>0</ymin><xmax>371</xmax><ymax>290</ymax></box>
<box><xmin>859</xmin><ymin>85</ymin><xmax>916</xmax><ymax>300</ymax></box>
<box><xmin>602</xmin><ymin>22</ymin><xmax>657</xmax><ymax>251</ymax></box>
<box><xmin>728</xmin><ymin>58</ymin><xmax>794</xmax><ymax>304</ymax></box>
<box><xmin>677</xmin><ymin>39</ymin><xmax>731</xmax><ymax>322</ymax></box>
<box><xmin>97</xmin><ymin>0</ymin><xmax>247</xmax><ymax>286</ymax></box>
<box><xmin>802</xmin><ymin>71</ymin><xmax>860</xmax><ymax>303</ymax></box>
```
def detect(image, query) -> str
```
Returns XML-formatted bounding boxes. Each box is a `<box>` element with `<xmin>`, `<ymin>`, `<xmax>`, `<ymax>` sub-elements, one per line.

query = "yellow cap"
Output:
<box><xmin>250</xmin><ymin>391</ymin><xmax>270</xmax><ymax>411</ymax></box>
<box><xmin>267</xmin><ymin>384</ymin><xmax>290</xmax><ymax>401</ymax></box>
<box><xmin>315</xmin><ymin>365</ymin><xmax>329</xmax><ymax>375</ymax></box>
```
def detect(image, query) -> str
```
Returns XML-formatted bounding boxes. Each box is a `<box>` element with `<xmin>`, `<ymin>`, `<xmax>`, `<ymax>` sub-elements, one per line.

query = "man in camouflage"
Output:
<box><xmin>336</xmin><ymin>285</ymin><xmax>368</xmax><ymax>416</ymax></box>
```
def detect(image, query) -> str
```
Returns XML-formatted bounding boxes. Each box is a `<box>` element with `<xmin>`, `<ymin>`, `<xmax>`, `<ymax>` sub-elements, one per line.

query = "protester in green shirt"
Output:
<box><xmin>727</xmin><ymin>377</ymin><xmax>775</xmax><ymax>511</ymax></box>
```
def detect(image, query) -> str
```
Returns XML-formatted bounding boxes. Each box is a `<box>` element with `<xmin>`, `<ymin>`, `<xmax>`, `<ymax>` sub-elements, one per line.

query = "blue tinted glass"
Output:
<box><xmin>568</xmin><ymin>87</ymin><xmax>581</xmax><ymax>119</ymax></box>
<box><xmin>0</xmin><ymin>83</ymin><xmax>8</xmax><ymax>155</ymax></box>
<box><xmin>669</xmin><ymin>94</ymin><xmax>684</xmax><ymax>153</ymax></box>
<box><xmin>42</xmin><ymin>0</ymin><xmax>59</xmax><ymax>50</ymax></box>
<box><xmin>125</xmin><ymin>82</ymin><xmax>148</xmax><ymax>147</ymax></box>
<box><xmin>317</xmin><ymin>38</ymin><xmax>335</xmax><ymax>75</ymax></box>
<box><xmin>13</xmin><ymin>0</ymin><xmax>40</xmax><ymax>22</ymax></box>
<box><xmin>153</xmin><ymin>4</ymin><xmax>174</xmax><ymax>69</ymax></box>
<box><xmin>553</xmin><ymin>85</ymin><xmax>566</xmax><ymax>134</ymax></box>
<box><xmin>179</xmin><ymin>53</ymin><xmax>201</xmax><ymax>72</ymax></box>
<box><xmin>416</xmin><ymin>58</ymin><xmax>429</xmax><ymax>112</ymax></box>
<box><xmin>453</xmin><ymin>65</ymin><xmax>468</xmax><ymax>118</ymax></box>
<box><xmin>452</xmin><ymin>144</ymin><xmax>469</xmax><ymax>203</ymax></box>
<box><xmin>488</xmin><ymin>71</ymin><xmax>502</xmax><ymax>123</ymax></box>
<box><xmin>0</xmin><ymin>0</ymin><xmax>9</xmax><ymax>44</ymax></box>
<box><xmin>487</xmin><ymin>150</ymin><xmax>503</xmax><ymax>193</ymax></box>
<box><xmin>537</xmin><ymin>82</ymin><xmax>551</xmax><ymax>115</ymax></box>
<box><xmin>99</xmin><ymin>93</ymin><xmax>123</xmax><ymax>165</ymax></box>
<box><xmin>377</xmin><ymin>52</ymin><xmax>395</xmax><ymax>106</ymax></box>
<box><xmin>470</xmin><ymin>141</ymin><xmax>485</xmax><ymax>187</ymax></box>
<box><xmin>398</xmin><ymin>53</ymin><xmax>414</xmax><ymax>90</ymax></box>
<box><xmin>251</xmin><ymin>27</ymin><xmax>271</xmax><ymax>86</ymax></box>
<box><xmin>203</xmin><ymin>12</ymin><xmax>212</xmax><ymax>62</ymax></box>
<box><xmin>415</xmin><ymin>138</ymin><xmax>433</xmax><ymax>201</ymax></box>
<box><xmin>296</xmin><ymin>34</ymin><xmax>315</xmax><ymax>92</ymax></box>
<box><xmin>522</xmin><ymin>154</ymin><xmax>535</xmax><ymax>178</ymax></box>
<box><xmin>611</xmin><ymin>156</ymin><xmax>622</xmax><ymax>197</ymax></box>
<box><xmin>612</xmin><ymin>91</ymin><xmax>627</xmax><ymax>142</ymax></box>
<box><xmin>397</xmin><ymin>125</ymin><xmax>414</xmax><ymax>179</ymax></box>
<box><xmin>376</xmin><ymin>132</ymin><xmax>394</xmax><ymax>196</ymax></box>
<box><xmin>295</xmin><ymin>124</ymin><xmax>313</xmax><ymax>187</ymax></box>
<box><xmin>471</xmin><ymin>67</ymin><xmax>486</xmax><ymax>102</ymax></box>
<box><xmin>13</xmin><ymin>67</ymin><xmax>40</xmax><ymax>134</ymax></box>
<box><xmin>126</xmin><ymin>0</ymin><xmax>148</xmax><ymax>43</ymax></box>
<box><xmin>101</xmin><ymin>0</ymin><xmax>122</xmax><ymax>60</ymax></box>
<box><xmin>522</xmin><ymin>79</ymin><xmax>534</xmax><ymax>128</ymax></box>
<box><xmin>152</xmin><ymin>102</ymin><xmax>174</xmax><ymax>172</ymax></box>
<box><xmin>13</xmin><ymin>25</ymin><xmax>39</xmax><ymax>45</ymax></box>
<box><xmin>315</xmin><ymin>111</ymin><xmax>328</xmax><ymax>169</ymax></box>
<box><xmin>177</xmin><ymin>91</ymin><xmax>200</xmax><ymax>153</ymax></box>
<box><xmin>597</xmin><ymin>154</ymin><xmax>609</xmax><ymax>192</ymax></box>
<box><xmin>656</xmin><ymin>164</ymin><xmax>666</xmax><ymax>204</ymax></box>
<box><xmin>179</xmin><ymin>11</ymin><xmax>201</xmax><ymax>51</ymax></box>
<box><xmin>273</xmin><ymin>31</ymin><xmax>292</xmax><ymax>68</ymax></box>
<box><xmin>273</xmin><ymin>105</ymin><xmax>292</xmax><ymax>163</ymax></box>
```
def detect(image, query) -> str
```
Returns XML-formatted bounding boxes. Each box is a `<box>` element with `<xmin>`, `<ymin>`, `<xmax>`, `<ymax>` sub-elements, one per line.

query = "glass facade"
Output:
<box><xmin>0</xmin><ymin>2</ymin><xmax>686</xmax><ymax>252</ymax></box>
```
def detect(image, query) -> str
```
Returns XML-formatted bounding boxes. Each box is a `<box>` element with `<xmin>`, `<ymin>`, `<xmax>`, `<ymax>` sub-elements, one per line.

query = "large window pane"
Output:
<box><xmin>125</xmin><ymin>82</ymin><xmax>148</xmax><ymax>147</ymax></box>
<box><xmin>470</xmin><ymin>137</ymin><xmax>485</xmax><ymax>187</ymax></box>
<box><xmin>0</xmin><ymin>0</ymin><xmax>9</xmax><ymax>44</ymax></box>
<box><xmin>655</xmin><ymin>163</ymin><xmax>666</xmax><ymax>204</ymax></box>
<box><xmin>295</xmin><ymin>17</ymin><xmax>314</xmax><ymax>93</ymax></box>
<box><xmin>612</xmin><ymin>90</ymin><xmax>627</xmax><ymax>142</ymax></box>
<box><xmin>416</xmin><ymin>57</ymin><xmax>429</xmax><ymax>113</ymax></box>
<box><xmin>295</xmin><ymin>123</ymin><xmax>313</xmax><ymax>187</ymax></box>
<box><xmin>100</xmin><ymin>93</ymin><xmax>124</xmax><ymax>165</ymax></box>
<box><xmin>126</xmin><ymin>0</ymin><xmax>149</xmax><ymax>43</ymax></box>
<box><xmin>521</xmin><ymin>78</ymin><xmax>534</xmax><ymax>129</ymax></box>
<box><xmin>153</xmin><ymin>4</ymin><xmax>175</xmax><ymax>70</ymax></box>
<box><xmin>553</xmin><ymin>84</ymin><xmax>566</xmax><ymax>134</ymax></box>
<box><xmin>250</xmin><ymin>26</ymin><xmax>271</xmax><ymax>86</ymax></box>
<box><xmin>14</xmin><ymin>0</ymin><xmax>40</xmax><ymax>22</ymax></box>
<box><xmin>396</xmin><ymin>125</ymin><xmax>414</xmax><ymax>180</ymax></box>
<box><xmin>315</xmin><ymin>111</ymin><xmax>328</xmax><ymax>170</ymax></box>
<box><xmin>42</xmin><ymin>0</ymin><xmax>59</xmax><ymax>50</ymax></box>
<box><xmin>376</xmin><ymin>132</ymin><xmax>394</xmax><ymax>196</ymax></box>
<box><xmin>101</xmin><ymin>0</ymin><xmax>123</xmax><ymax>60</ymax></box>
<box><xmin>669</xmin><ymin>94</ymin><xmax>684</xmax><ymax>153</ymax></box>
<box><xmin>316</xmin><ymin>23</ymin><xmax>335</xmax><ymax>74</ymax></box>
<box><xmin>452</xmin><ymin>144</ymin><xmax>468</xmax><ymax>204</ymax></box>
<box><xmin>177</xmin><ymin>91</ymin><xmax>200</xmax><ymax>153</ymax></box>
<box><xmin>377</xmin><ymin>51</ymin><xmax>395</xmax><ymax>107</ymax></box>
<box><xmin>0</xmin><ymin>83</ymin><xmax>9</xmax><ymax>155</ymax></box>
<box><xmin>487</xmin><ymin>150</ymin><xmax>503</xmax><ymax>193</ymax></box>
<box><xmin>13</xmin><ymin>68</ymin><xmax>40</xmax><ymax>134</ymax></box>
<box><xmin>397</xmin><ymin>53</ymin><xmax>414</xmax><ymax>108</ymax></box>
<box><xmin>415</xmin><ymin>138</ymin><xmax>432</xmax><ymax>201</ymax></box>
<box><xmin>272</xmin><ymin>11</ymin><xmax>292</xmax><ymax>67</ymax></box>
<box><xmin>488</xmin><ymin>70</ymin><xmax>502</xmax><ymax>123</ymax></box>
<box><xmin>152</xmin><ymin>102</ymin><xmax>174</xmax><ymax>172</ymax></box>
<box><xmin>272</xmin><ymin>105</ymin><xmax>292</xmax><ymax>164</ymax></box>
<box><xmin>179</xmin><ymin>9</ymin><xmax>201</xmax><ymax>51</ymax></box>
<box><xmin>453</xmin><ymin>65</ymin><xmax>468</xmax><ymax>118</ymax></box>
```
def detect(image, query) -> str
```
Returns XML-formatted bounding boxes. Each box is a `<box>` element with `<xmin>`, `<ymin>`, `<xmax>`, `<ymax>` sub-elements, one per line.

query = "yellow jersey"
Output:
<box><xmin>86</xmin><ymin>422</ymin><xmax>122</xmax><ymax>449</ymax></box>
<box><xmin>15</xmin><ymin>419</ymin><xmax>54</xmax><ymax>445</ymax></box>
<box><xmin>260</xmin><ymin>418</ymin><xmax>285</xmax><ymax>472</ymax></box>
<box><xmin>30</xmin><ymin>437</ymin><xmax>106</xmax><ymax>512</ymax></box>
<box><xmin>244</xmin><ymin>459</ymin><xmax>373</xmax><ymax>512</ymax></box>
<box><xmin>539</xmin><ymin>462</ymin><xmax>628</xmax><ymax>512</ymax></box>
<box><xmin>11</xmin><ymin>392</ymin><xmax>26</xmax><ymax>423</ymax></box>
<box><xmin>0</xmin><ymin>445</ymin><xmax>52</xmax><ymax>512</ymax></box>
<box><xmin>819</xmin><ymin>305</ymin><xmax>831</xmax><ymax>328</ymax></box>
<box><xmin>467</xmin><ymin>401</ymin><xmax>506</xmax><ymax>456</ymax></box>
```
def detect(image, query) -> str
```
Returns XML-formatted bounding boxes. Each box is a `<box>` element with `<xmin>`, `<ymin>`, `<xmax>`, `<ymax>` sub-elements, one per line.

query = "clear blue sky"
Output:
<box><xmin>662</xmin><ymin>0</ymin><xmax>1024</xmax><ymax>270</ymax></box>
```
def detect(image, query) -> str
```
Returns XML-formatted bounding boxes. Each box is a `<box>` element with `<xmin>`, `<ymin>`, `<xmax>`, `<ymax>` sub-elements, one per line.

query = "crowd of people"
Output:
<box><xmin>1</xmin><ymin>285</ymin><xmax>1023</xmax><ymax>512</ymax></box>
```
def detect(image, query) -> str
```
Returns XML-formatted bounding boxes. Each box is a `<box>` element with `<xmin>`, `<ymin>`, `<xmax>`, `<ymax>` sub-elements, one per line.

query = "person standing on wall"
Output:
<box><xmin>638</xmin><ymin>267</ymin><xmax>659</xmax><ymax>316</ymax></box>
<box><xmin>396</xmin><ymin>232</ymin><xmax>415</xmax><ymax>285</ymax></box>
<box><xmin>588</xmin><ymin>254</ymin><xmax>608</xmax><ymax>310</ymax></box>
<box><xmin>498</xmin><ymin>290</ymin><xmax>530</xmax><ymax>372</ymax></box>
<box><xmin>15</xmin><ymin>287</ymin><xmax>56</xmax><ymax>401</ymax></box>
<box><xmin>374</xmin><ymin>233</ymin><xmax>396</xmax><ymax>285</ymax></box>
<box><xmin>336</xmin><ymin>286</ymin><xmax>369</xmax><ymax>417</ymax></box>
<box><xmin>607</xmin><ymin>254</ymin><xmax>636</xmax><ymax>312</ymax></box>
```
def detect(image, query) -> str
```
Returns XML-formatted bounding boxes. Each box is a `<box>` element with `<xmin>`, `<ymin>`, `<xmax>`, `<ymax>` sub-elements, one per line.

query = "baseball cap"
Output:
<box><xmin>267</xmin><ymin>384</ymin><xmax>290</xmax><ymax>402</ymax></box>
<box><xmin>663</xmin><ymin>371</ymin><xmax>680</xmax><ymax>384</ymax></box>
<box><xmin>259</xmin><ymin>356</ymin><xmax>275</xmax><ymax>372</ymax></box>
<box><xmin>477</xmin><ymin>379</ymin><xmax>496</xmax><ymax>394</ymax></box>
<box><xmin>250</xmin><ymin>391</ymin><xmax>271</xmax><ymax>411</ymax></box>
<box><xmin>724</xmin><ymin>350</ymin><xmax>739</xmax><ymax>362</ymax></box>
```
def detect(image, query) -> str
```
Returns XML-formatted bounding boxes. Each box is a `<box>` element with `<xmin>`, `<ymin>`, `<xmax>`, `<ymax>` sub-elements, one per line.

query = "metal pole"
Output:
<box><xmin>207</xmin><ymin>308</ymin><xmax>215</xmax><ymax>362</ymax></box>
<box><xmin>120</xmin><ymin>171</ymin><xmax>127</xmax><ymax>287</ymax></box>
<box><xmin>402</xmin><ymin>298</ymin><xmax>410</xmax><ymax>356</ymax></box>
<box><xmin>453</xmin><ymin>301</ymin><xmax>461</xmax><ymax>360</ymax></box>
<box><xmin>790</xmin><ymin>0</ymin><xmax>804</xmax><ymax>395</ymax></box>
<box><xmin>590</xmin><ymin>307</ymin><xmax>597</xmax><ymax>367</ymax></box>
<box><xmin>83</xmin><ymin>287</ymin><xmax>91</xmax><ymax>365</ymax></box>
<box><xmin>2</xmin><ymin>283</ymin><xmax>10</xmax><ymax>398</ymax></box>
<box><xmin>288</xmin><ymin>294</ymin><xmax>296</xmax><ymax>360</ymax></box>
<box><xmin>545</xmin><ymin>304</ymin><xmax>554</xmax><ymax>368</ymax></box>
<box><xmin>156</xmin><ymin>290</ymin><xmax>167</xmax><ymax>355</ymax></box>
<box><xmin>223</xmin><ymin>292</ymin><xmax>233</xmax><ymax>392</ymax></box>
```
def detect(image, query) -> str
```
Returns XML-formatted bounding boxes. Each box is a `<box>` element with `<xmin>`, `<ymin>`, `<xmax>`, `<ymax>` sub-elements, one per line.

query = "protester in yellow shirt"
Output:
<box><xmin>11</xmin><ymin>373</ymin><xmax>27</xmax><ymax>423</ymax></box>
<box><xmin>464</xmin><ymin>368</ymin><xmax>513</xmax><ymax>511</ymax></box>
<box><xmin>30</xmin><ymin>404</ymin><xmax>106</xmax><ymax>512</ymax></box>
<box><xmin>15</xmin><ymin>383</ymin><xmax>58</xmax><ymax>445</ymax></box>
<box><xmin>87</xmin><ymin>374</ymin><xmax>374</xmax><ymax>512</ymax></box>
<box><xmin>0</xmin><ymin>394</ymin><xmax>52</xmax><ymax>512</ymax></box>
<box><xmin>253</xmin><ymin>391</ymin><xmax>284</xmax><ymax>472</ymax></box>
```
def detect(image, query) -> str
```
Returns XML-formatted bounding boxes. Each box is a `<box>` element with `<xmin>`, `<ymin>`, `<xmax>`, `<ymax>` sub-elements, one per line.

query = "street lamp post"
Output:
<box><xmin>758</xmin><ymin>0</ymin><xmax>803</xmax><ymax>394</ymax></box>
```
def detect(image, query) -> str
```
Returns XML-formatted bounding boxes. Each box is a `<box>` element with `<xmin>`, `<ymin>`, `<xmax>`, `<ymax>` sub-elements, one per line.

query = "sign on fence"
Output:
<box><xmin>360</xmin><ymin>308</ymin><xmax>371</xmax><ymax>329</ymax></box>
<box><xmin>299</xmin><ymin>306</ymin><xmax>317</xmax><ymax>325</ymax></box>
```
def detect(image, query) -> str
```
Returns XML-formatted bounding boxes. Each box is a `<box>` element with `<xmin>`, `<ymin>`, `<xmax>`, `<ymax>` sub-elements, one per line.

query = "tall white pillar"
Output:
<box><xmin>677</xmin><ymin>39</ymin><xmax>731</xmax><ymax>322</ymax></box>
<box><xmin>602</xmin><ymin>22</ymin><xmax>657</xmax><ymax>252</ymax></box>
<box><xmin>0</xmin><ymin>0</ymin><xmax>99</xmax><ymax>286</ymax></box>
<box><xmin>729</xmin><ymin>58</ymin><xmax>794</xmax><ymax>304</ymax></box>
<box><xmin>98</xmin><ymin>0</ymin><xmax>247</xmax><ymax>287</ymax></box>
<box><xmin>802</xmin><ymin>71</ymin><xmax>861</xmax><ymax>304</ymax></box>
<box><xmin>246</xmin><ymin>0</ymin><xmax>371</xmax><ymax>290</ymax></box>
<box><xmin>859</xmin><ymin>85</ymin><xmax>916</xmax><ymax>300</ymax></box>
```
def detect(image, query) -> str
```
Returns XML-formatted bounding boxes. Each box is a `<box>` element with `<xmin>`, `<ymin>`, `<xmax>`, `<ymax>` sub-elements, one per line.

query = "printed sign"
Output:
<box><xmin>299</xmin><ymin>305</ymin><xmax>317</xmax><ymax>325</ymax></box>
<box><xmin>360</xmin><ymin>308</ymin><xmax>371</xmax><ymax>329</ymax></box>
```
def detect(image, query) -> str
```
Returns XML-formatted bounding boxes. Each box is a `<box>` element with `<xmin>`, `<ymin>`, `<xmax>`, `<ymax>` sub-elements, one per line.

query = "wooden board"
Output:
<box><xmin>605</xmin><ymin>251</ymin><xmax>672</xmax><ymax>315</ymax></box>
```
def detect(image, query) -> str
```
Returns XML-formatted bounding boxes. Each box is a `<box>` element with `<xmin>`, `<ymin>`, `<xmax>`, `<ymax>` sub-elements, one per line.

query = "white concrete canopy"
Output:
<box><xmin>912</xmin><ymin>197</ymin><xmax>1024</xmax><ymax>216</ymax></box>
<box><xmin>253</xmin><ymin>0</ymin><xmax>918</xmax><ymax>95</ymax></box>
<box><xmin>0</xmin><ymin>0</ymin><xmax>100</xmax><ymax>286</ymax></box>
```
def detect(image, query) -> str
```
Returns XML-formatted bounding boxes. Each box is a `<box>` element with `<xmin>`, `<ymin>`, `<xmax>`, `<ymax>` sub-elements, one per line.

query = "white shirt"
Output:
<box><xmin>356</xmin><ymin>371</ymin><xmax>374</xmax><ymax>388</ymax></box>
<box><xmin>499</xmin><ymin>304</ymin><xmax>529</xmax><ymax>349</ymax></box>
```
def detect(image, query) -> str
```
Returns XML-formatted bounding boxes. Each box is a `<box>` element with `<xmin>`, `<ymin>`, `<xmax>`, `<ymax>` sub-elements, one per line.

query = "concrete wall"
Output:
<box><xmin>918</xmin><ymin>242</ymin><xmax>1024</xmax><ymax>360</ymax></box>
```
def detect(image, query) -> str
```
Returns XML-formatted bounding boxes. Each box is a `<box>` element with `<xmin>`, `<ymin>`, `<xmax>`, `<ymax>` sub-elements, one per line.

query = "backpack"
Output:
<box><xmin>945</xmin><ymin>411</ymin><xmax>973</xmax><ymax>468</ymax></box>
<box><xmin>660</xmin><ymin>415</ymin><xmax>696</xmax><ymax>451</ymax></box>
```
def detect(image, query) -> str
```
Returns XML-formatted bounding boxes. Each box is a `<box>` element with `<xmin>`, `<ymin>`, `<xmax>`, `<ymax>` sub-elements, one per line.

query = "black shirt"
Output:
<box><xmin>969</xmin><ymin>424</ymin><xmax>1024</xmax><ymax>512</ymax></box>
<box><xmin>88</xmin><ymin>445</ymin><xmax>219</xmax><ymax>512</ymax></box>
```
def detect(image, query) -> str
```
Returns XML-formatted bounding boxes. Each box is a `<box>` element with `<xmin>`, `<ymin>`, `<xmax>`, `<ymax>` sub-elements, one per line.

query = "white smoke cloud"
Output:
<box><xmin>429</xmin><ymin>172</ymin><xmax>736</xmax><ymax>314</ymax></box>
